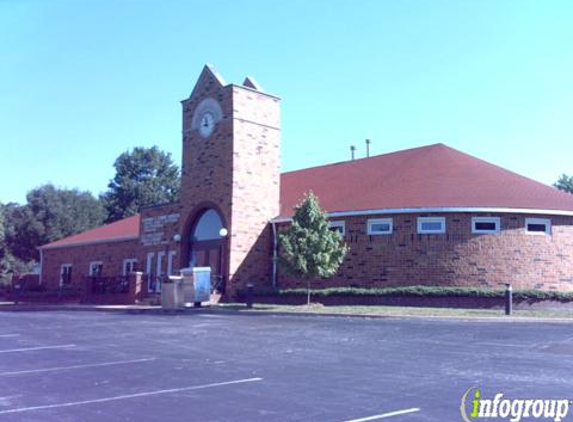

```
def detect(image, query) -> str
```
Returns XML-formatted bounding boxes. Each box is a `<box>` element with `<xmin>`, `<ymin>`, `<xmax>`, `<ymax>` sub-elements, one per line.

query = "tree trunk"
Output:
<box><xmin>306</xmin><ymin>278</ymin><xmax>311</xmax><ymax>306</ymax></box>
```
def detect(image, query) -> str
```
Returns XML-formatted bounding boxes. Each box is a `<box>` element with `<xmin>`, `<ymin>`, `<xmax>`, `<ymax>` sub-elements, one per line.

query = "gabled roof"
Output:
<box><xmin>278</xmin><ymin>143</ymin><xmax>573</xmax><ymax>218</ymax></box>
<box><xmin>40</xmin><ymin>214</ymin><xmax>140</xmax><ymax>249</ymax></box>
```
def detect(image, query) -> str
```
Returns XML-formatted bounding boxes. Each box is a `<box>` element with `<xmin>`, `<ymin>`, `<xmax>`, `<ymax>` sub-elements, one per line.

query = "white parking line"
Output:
<box><xmin>0</xmin><ymin>377</ymin><xmax>263</xmax><ymax>415</ymax></box>
<box><xmin>0</xmin><ymin>344</ymin><xmax>76</xmax><ymax>353</ymax></box>
<box><xmin>0</xmin><ymin>358</ymin><xmax>156</xmax><ymax>376</ymax></box>
<box><xmin>0</xmin><ymin>334</ymin><xmax>20</xmax><ymax>338</ymax></box>
<box><xmin>337</xmin><ymin>408</ymin><xmax>421</xmax><ymax>422</ymax></box>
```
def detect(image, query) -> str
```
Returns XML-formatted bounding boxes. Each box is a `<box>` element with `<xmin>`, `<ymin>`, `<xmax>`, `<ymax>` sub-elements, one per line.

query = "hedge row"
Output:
<box><xmin>244</xmin><ymin>285</ymin><xmax>573</xmax><ymax>301</ymax></box>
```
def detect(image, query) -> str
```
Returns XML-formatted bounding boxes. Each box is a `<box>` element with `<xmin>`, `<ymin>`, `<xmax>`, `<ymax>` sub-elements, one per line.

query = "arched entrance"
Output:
<box><xmin>188</xmin><ymin>208</ymin><xmax>227</xmax><ymax>293</ymax></box>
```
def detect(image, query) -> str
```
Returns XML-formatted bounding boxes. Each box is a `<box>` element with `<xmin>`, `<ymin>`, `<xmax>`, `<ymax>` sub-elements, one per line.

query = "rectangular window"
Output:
<box><xmin>328</xmin><ymin>221</ymin><xmax>345</xmax><ymax>236</ymax></box>
<box><xmin>367</xmin><ymin>218</ymin><xmax>393</xmax><ymax>235</ymax></box>
<box><xmin>472</xmin><ymin>217</ymin><xmax>501</xmax><ymax>234</ymax></box>
<box><xmin>60</xmin><ymin>264</ymin><xmax>72</xmax><ymax>286</ymax></box>
<box><xmin>89</xmin><ymin>261</ymin><xmax>103</xmax><ymax>276</ymax></box>
<box><xmin>122</xmin><ymin>259</ymin><xmax>137</xmax><ymax>275</ymax></box>
<box><xmin>155</xmin><ymin>251</ymin><xmax>165</xmax><ymax>293</ymax></box>
<box><xmin>525</xmin><ymin>218</ymin><xmax>551</xmax><ymax>235</ymax></box>
<box><xmin>167</xmin><ymin>251</ymin><xmax>177</xmax><ymax>276</ymax></box>
<box><xmin>146</xmin><ymin>253</ymin><xmax>155</xmax><ymax>293</ymax></box>
<box><xmin>417</xmin><ymin>217</ymin><xmax>446</xmax><ymax>234</ymax></box>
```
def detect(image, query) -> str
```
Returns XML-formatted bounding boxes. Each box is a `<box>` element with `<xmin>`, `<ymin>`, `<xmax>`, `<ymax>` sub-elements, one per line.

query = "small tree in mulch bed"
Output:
<box><xmin>278</xmin><ymin>192</ymin><xmax>348</xmax><ymax>305</ymax></box>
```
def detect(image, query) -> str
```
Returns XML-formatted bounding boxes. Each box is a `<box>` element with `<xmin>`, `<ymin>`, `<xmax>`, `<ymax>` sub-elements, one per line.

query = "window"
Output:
<box><xmin>192</xmin><ymin>209</ymin><xmax>224</xmax><ymax>241</ymax></box>
<box><xmin>417</xmin><ymin>217</ymin><xmax>446</xmax><ymax>234</ymax></box>
<box><xmin>367</xmin><ymin>218</ymin><xmax>393</xmax><ymax>235</ymax></box>
<box><xmin>89</xmin><ymin>261</ymin><xmax>103</xmax><ymax>276</ymax></box>
<box><xmin>328</xmin><ymin>221</ymin><xmax>345</xmax><ymax>236</ymax></box>
<box><xmin>167</xmin><ymin>251</ymin><xmax>177</xmax><ymax>276</ymax></box>
<box><xmin>60</xmin><ymin>264</ymin><xmax>72</xmax><ymax>286</ymax></box>
<box><xmin>472</xmin><ymin>217</ymin><xmax>501</xmax><ymax>234</ymax></box>
<box><xmin>525</xmin><ymin>218</ymin><xmax>551</xmax><ymax>235</ymax></box>
<box><xmin>155</xmin><ymin>252</ymin><xmax>165</xmax><ymax>293</ymax></box>
<box><xmin>146</xmin><ymin>253</ymin><xmax>155</xmax><ymax>293</ymax></box>
<box><xmin>122</xmin><ymin>259</ymin><xmax>137</xmax><ymax>275</ymax></box>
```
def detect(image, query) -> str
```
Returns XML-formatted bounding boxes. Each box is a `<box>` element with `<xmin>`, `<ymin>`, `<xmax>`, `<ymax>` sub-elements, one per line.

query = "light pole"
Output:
<box><xmin>218</xmin><ymin>228</ymin><xmax>228</xmax><ymax>295</ymax></box>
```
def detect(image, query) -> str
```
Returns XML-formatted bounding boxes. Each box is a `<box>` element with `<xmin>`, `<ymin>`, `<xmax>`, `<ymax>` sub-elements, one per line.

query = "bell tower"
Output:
<box><xmin>180</xmin><ymin>65</ymin><xmax>281</xmax><ymax>296</ymax></box>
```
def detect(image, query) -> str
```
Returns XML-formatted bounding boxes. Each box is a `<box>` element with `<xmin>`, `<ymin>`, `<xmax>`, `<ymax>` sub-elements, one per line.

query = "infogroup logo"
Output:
<box><xmin>460</xmin><ymin>387</ymin><xmax>570</xmax><ymax>422</ymax></box>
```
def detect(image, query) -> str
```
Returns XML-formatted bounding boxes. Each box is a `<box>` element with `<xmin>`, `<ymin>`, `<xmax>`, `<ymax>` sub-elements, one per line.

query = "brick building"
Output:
<box><xmin>39</xmin><ymin>65</ymin><xmax>573</xmax><ymax>301</ymax></box>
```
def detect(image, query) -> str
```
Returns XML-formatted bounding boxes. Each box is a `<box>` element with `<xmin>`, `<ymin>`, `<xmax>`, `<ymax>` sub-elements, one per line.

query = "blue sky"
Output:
<box><xmin>1</xmin><ymin>0</ymin><xmax>572</xmax><ymax>204</ymax></box>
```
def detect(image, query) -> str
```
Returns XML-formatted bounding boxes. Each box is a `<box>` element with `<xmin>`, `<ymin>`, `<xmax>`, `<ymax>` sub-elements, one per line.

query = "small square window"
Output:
<box><xmin>472</xmin><ymin>217</ymin><xmax>501</xmax><ymax>234</ymax></box>
<box><xmin>89</xmin><ymin>262</ymin><xmax>103</xmax><ymax>276</ymax></box>
<box><xmin>328</xmin><ymin>221</ymin><xmax>345</xmax><ymax>236</ymax></box>
<box><xmin>417</xmin><ymin>217</ymin><xmax>446</xmax><ymax>234</ymax></box>
<box><xmin>368</xmin><ymin>218</ymin><xmax>393</xmax><ymax>235</ymax></box>
<box><xmin>525</xmin><ymin>218</ymin><xmax>551</xmax><ymax>235</ymax></box>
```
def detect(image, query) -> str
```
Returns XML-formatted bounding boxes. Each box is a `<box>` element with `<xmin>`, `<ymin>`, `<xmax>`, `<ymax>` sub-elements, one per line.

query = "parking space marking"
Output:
<box><xmin>337</xmin><ymin>408</ymin><xmax>421</xmax><ymax>422</ymax></box>
<box><xmin>0</xmin><ymin>377</ymin><xmax>263</xmax><ymax>415</ymax></box>
<box><xmin>0</xmin><ymin>334</ymin><xmax>20</xmax><ymax>338</ymax></box>
<box><xmin>0</xmin><ymin>357</ymin><xmax>156</xmax><ymax>377</ymax></box>
<box><xmin>0</xmin><ymin>344</ymin><xmax>76</xmax><ymax>354</ymax></box>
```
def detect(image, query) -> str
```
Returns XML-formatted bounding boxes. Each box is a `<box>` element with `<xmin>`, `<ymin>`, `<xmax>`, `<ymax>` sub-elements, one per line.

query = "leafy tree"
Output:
<box><xmin>4</xmin><ymin>185</ymin><xmax>105</xmax><ymax>262</ymax></box>
<box><xmin>101</xmin><ymin>146</ymin><xmax>180</xmax><ymax>222</ymax></box>
<box><xmin>0</xmin><ymin>203</ymin><xmax>8</xmax><ymax>283</ymax></box>
<box><xmin>554</xmin><ymin>174</ymin><xmax>573</xmax><ymax>194</ymax></box>
<box><xmin>278</xmin><ymin>192</ymin><xmax>348</xmax><ymax>305</ymax></box>
<box><xmin>0</xmin><ymin>203</ymin><xmax>5</xmax><ymax>252</ymax></box>
<box><xmin>0</xmin><ymin>203</ymin><xmax>35</xmax><ymax>284</ymax></box>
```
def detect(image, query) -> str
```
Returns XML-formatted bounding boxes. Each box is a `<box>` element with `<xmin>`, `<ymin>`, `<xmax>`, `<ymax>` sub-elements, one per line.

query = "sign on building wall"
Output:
<box><xmin>141</xmin><ymin>213</ymin><xmax>180</xmax><ymax>246</ymax></box>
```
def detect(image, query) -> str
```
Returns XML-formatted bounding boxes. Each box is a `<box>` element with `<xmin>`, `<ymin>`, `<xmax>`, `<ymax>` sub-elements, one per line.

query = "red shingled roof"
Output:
<box><xmin>41</xmin><ymin>143</ymin><xmax>573</xmax><ymax>248</ymax></box>
<box><xmin>278</xmin><ymin>143</ymin><xmax>573</xmax><ymax>217</ymax></box>
<box><xmin>41</xmin><ymin>214</ymin><xmax>140</xmax><ymax>249</ymax></box>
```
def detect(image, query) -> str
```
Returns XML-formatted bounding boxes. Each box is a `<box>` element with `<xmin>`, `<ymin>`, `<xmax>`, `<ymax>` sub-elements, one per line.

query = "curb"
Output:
<box><xmin>1</xmin><ymin>302</ymin><xmax>573</xmax><ymax>323</ymax></box>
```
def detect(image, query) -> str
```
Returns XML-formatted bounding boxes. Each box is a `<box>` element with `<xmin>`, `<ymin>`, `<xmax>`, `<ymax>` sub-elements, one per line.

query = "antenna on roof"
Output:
<box><xmin>366</xmin><ymin>139</ymin><xmax>371</xmax><ymax>158</ymax></box>
<box><xmin>350</xmin><ymin>145</ymin><xmax>356</xmax><ymax>161</ymax></box>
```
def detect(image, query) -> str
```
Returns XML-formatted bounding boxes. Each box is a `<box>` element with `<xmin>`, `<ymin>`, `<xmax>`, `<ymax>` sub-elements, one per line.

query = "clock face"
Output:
<box><xmin>199</xmin><ymin>112</ymin><xmax>215</xmax><ymax>137</ymax></box>
<box><xmin>192</xmin><ymin>98</ymin><xmax>222</xmax><ymax>138</ymax></box>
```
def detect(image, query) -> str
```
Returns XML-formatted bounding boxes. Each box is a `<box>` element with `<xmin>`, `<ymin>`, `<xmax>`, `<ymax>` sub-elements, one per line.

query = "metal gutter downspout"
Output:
<box><xmin>271</xmin><ymin>221</ymin><xmax>278</xmax><ymax>288</ymax></box>
<box><xmin>39</xmin><ymin>248</ymin><xmax>43</xmax><ymax>284</ymax></box>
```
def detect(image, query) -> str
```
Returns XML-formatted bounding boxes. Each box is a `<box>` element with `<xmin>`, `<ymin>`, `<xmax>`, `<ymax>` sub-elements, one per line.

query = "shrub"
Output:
<box><xmin>241</xmin><ymin>285</ymin><xmax>573</xmax><ymax>302</ymax></box>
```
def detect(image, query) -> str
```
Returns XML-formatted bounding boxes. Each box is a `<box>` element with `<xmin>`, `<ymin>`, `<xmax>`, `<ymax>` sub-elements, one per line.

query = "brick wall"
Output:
<box><xmin>277</xmin><ymin>212</ymin><xmax>573</xmax><ymax>291</ymax></box>
<box><xmin>179</xmin><ymin>67</ymin><xmax>280</xmax><ymax>297</ymax></box>
<box><xmin>227</xmin><ymin>86</ymin><xmax>280</xmax><ymax>294</ymax></box>
<box><xmin>179</xmin><ymin>67</ymin><xmax>234</xmax><ymax>274</ymax></box>
<box><xmin>41</xmin><ymin>239</ymin><xmax>140</xmax><ymax>288</ymax></box>
<box><xmin>139</xmin><ymin>203</ymin><xmax>182</xmax><ymax>278</ymax></box>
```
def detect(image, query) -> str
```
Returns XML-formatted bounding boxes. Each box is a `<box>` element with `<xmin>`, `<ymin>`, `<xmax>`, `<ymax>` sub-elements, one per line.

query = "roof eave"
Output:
<box><xmin>271</xmin><ymin>206</ymin><xmax>573</xmax><ymax>223</ymax></box>
<box><xmin>39</xmin><ymin>235</ymin><xmax>140</xmax><ymax>250</ymax></box>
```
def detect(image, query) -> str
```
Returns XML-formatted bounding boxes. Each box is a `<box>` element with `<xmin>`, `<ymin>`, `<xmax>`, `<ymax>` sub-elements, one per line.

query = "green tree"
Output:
<box><xmin>0</xmin><ymin>203</ymin><xmax>36</xmax><ymax>284</ymax></box>
<box><xmin>5</xmin><ymin>185</ymin><xmax>105</xmax><ymax>262</ymax></box>
<box><xmin>0</xmin><ymin>203</ymin><xmax>5</xmax><ymax>252</ymax></box>
<box><xmin>0</xmin><ymin>203</ymin><xmax>8</xmax><ymax>283</ymax></box>
<box><xmin>278</xmin><ymin>192</ymin><xmax>348</xmax><ymax>305</ymax></box>
<box><xmin>554</xmin><ymin>174</ymin><xmax>573</xmax><ymax>194</ymax></box>
<box><xmin>101</xmin><ymin>146</ymin><xmax>180</xmax><ymax>222</ymax></box>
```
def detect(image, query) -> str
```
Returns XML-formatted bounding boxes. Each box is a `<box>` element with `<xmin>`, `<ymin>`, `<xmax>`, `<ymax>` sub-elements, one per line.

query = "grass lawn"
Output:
<box><xmin>218</xmin><ymin>302</ymin><xmax>573</xmax><ymax>320</ymax></box>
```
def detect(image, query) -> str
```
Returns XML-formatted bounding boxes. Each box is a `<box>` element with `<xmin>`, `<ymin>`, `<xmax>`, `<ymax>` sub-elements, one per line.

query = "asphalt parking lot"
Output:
<box><xmin>0</xmin><ymin>310</ymin><xmax>572</xmax><ymax>422</ymax></box>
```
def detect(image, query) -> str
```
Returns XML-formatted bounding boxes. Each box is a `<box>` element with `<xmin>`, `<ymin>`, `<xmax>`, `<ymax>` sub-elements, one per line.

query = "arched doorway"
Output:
<box><xmin>189</xmin><ymin>209</ymin><xmax>227</xmax><ymax>293</ymax></box>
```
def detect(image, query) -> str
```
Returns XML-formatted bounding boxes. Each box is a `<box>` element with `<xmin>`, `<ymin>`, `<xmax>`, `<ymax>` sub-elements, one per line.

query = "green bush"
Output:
<box><xmin>243</xmin><ymin>285</ymin><xmax>573</xmax><ymax>302</ymax></box>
